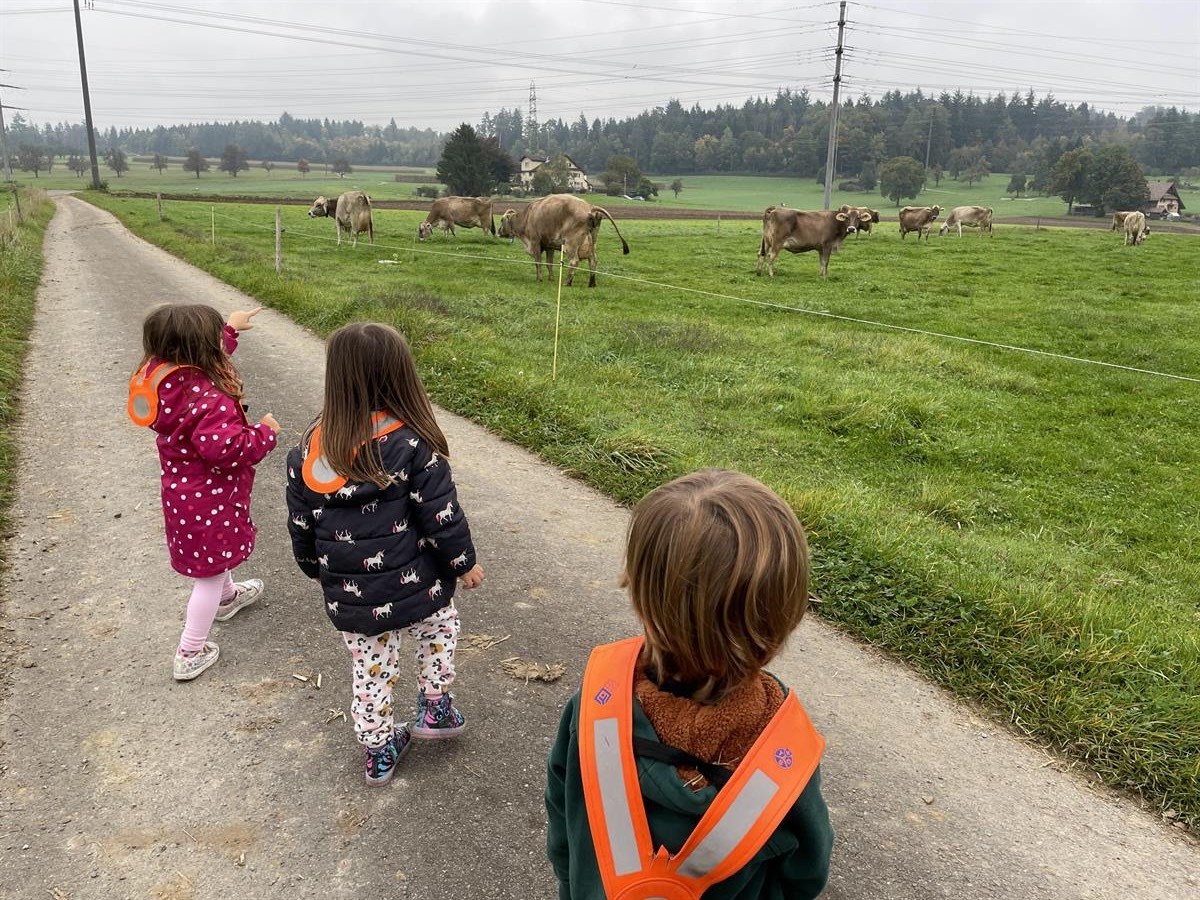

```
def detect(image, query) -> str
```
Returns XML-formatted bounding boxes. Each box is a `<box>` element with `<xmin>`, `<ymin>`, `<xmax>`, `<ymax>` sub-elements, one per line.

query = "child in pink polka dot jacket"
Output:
<box><xmin>130</xmin><ymin>303</ymin><xmax>280</xmax><ymax>681</ymax></box>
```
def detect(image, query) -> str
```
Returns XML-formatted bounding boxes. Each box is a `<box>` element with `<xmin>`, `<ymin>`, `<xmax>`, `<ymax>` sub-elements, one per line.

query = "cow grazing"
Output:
<box><xmin>1111</xmin><ymin>211</ymin><xmax>1138</xmax><ymax>232</ymax></box>
<box><xmin>939</xmin><ymin>206</ymin><xmax>994</xmax><ymax>237</ymax></box>
<box><xmin>756</xmin><ymin>206</ymin><xmax>860</xmax><ymax>278</ymax></box>
<box><xmin>308</xmin><ymin>191</ymin><xmax>374</xmax><ymax>247</ymax></box>
<box><xmin>1123</xmin><ymin>211</ymin><xmax>1149</xmax><ymax>245</ymax></box>
<box><xmin>898</xmin><ymin>205</ymin><xmax>941</xmax><ymax>240</ymax></box>
<box><xmin>839</xmin><ymin>205</ymin><xmax>881</xmax><ymax>236</ymax></box>
<box><xmin>419</xmin><ymin>196</ymin><xmax>496</xmax><ymax>240</ymax></box>
<box><xmin>498</xmin><ymin>194</ymin><xmax>630</xmax><ymax>287</ymax></box>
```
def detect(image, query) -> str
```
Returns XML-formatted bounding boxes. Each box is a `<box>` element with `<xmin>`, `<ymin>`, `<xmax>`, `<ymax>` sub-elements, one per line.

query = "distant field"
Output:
<box><xmin>20</xmin><ymin>158</ymin><xmax>1197</xmax><ymax>220</ymax></box>
<box><xmin>24</xmin><ymin>158</ymin><xmax>441</xmax><ymax>201</ymax></box>
<box><xmin>639</xmin><ymin>173</ymin><xmax>1200</xmax><ymax>220</ymax></box>
<box><xmin>81</xmin><ymin>192</ymin><xmax>1200</xmax><ymax>826</ymax></box>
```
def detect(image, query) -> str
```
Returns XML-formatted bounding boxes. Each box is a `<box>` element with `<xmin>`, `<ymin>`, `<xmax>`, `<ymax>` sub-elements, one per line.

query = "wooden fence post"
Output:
<box><xmin>211</xmin><ymin>206</ymin><xmax>215</xmax><ymax>246</ymax></box>
<box><xmin>275</xmin><ymin>206</ymin><xmax>282</xmax><ymax>274</ymax></box>
<box><xmin>716</xmin><ymin>214</ymin><xmax>720</xmax><ymax>234</ymax></box>
<box><xmin>157</xmin><ymin>191</ymin><xmax>163</xmax><ymax>221</ymax></box>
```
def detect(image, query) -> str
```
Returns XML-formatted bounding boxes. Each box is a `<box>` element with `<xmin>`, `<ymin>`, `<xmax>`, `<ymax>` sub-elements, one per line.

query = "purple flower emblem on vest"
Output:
<box><xmin>775</xmin><ymin>748</ymin><xmax>794</xmax><ymax>769</ymax></box>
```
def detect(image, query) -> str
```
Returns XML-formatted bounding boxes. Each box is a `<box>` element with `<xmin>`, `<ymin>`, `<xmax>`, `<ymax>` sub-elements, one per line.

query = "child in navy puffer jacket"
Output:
<box><xmin>286</xmin><ymin>322</ymin><xmax>483</xmax><ymax>786</ymax></box>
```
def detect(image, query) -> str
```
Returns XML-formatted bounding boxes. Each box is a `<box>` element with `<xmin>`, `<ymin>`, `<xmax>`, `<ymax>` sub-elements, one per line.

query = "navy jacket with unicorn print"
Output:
<box><xmin>284</xmin><ymin>422</ymin><xmax>477</xmax><ymax>636</ymax></box>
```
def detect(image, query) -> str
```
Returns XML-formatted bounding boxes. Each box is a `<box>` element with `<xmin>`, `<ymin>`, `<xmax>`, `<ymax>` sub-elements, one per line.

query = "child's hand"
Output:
<box><xmin>227</xmin><ymin>307</ymin><xmax>262</xmax><ymax>332</ymax></box>
<box><xmin>458</xmin><ymin>564</ymin><xmax>484</xmax><ymax>589</ymax></box>
<box><xmin>259</xmin><ymin>412</ymin><xmax>280</xmax><ymax>433</ymax></box>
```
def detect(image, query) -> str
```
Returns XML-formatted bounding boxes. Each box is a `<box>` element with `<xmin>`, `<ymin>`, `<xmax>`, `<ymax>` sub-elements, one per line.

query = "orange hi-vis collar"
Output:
<box><xmin>301</xmin><ymin>411</ymin><xmax>405</xmax><ymax>493</ymax></box>
<box><xmin>128</xmin><ymin>362</ymin><xmax>184</xmax><ymax>427</ymax></box>
<box><xmin>579</xmin><ymin>637</ymin><xmax>825</xmax><ymax>900</ymax></box>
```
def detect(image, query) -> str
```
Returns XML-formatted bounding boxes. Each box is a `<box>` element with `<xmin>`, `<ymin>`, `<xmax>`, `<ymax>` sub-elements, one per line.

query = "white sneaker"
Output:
<box><xmin>173</xmin><ymin>641</ymin><xmax>220</xmax><ymax>681</ymax></box>
<box><xmin>214</xmin><ymin>579</ymin><xmax>264</xmax><ymax>622</ymax></box>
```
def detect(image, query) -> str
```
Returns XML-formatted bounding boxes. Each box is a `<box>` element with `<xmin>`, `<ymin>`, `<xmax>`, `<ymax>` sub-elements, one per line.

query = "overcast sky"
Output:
<box><xmin>2</xmin><ymin>0</ymin><xmax>1197</xmax><ymax>133</ymax></box>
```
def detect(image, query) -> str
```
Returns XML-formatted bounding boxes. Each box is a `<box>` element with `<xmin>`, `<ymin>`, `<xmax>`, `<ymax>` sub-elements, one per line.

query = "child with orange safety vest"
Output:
<box><xmin>128</xmin><ymin>304</ymin><xmax>280</xmax><ymax>682</ymax></box>
<box><xmin>285</xmin><ymin>322</ymin><xmax>483</xmax><ymax>786</ymax></box>
<box><xmin>546</xmin><ymin>469</ymin><xmax>833</xmax><ymax>899</ymax></box>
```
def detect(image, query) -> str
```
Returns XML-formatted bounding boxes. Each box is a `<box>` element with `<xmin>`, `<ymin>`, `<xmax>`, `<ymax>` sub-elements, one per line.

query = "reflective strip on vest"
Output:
<box><xmin>592</xmin><ymin>716</ymin><xmax>644</xmax><ymax>877</ymax></box>
<box><xmin>674</xmin><ymin>769</ymin><xmax>778</xmax><ymax>879</ymax></box>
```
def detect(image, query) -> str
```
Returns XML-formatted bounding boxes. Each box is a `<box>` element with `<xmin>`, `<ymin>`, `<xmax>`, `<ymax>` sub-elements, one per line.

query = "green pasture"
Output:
<box><xmin>18</xmin><ymin>156</ymin><xmax>1199</xmax><ymax>222</ymax></box>
<box><xmin>81</xmin><ymin>193</ymin><xmax>1200</xmax><ymax>824</ymax></box>
<box><xmin>22</xmin><ymin>158</ymin><xmax>442</xmax><ymax>202</ymax></box>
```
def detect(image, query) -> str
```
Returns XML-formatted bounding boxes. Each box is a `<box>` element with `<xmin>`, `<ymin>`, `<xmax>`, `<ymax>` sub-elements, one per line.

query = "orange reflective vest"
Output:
<box><xmin>127</xmin><ymin>362</ymin><xmax>183</xmax><ymax>427</ymax></box>
<box><xmin>301</xmin><ymin>411</ymin><xmax>406</xmax><ymax>493</ymax></box>
<box><xmin>579</xmin><ymin>637</ymin><xmax>825</xmax><ymax>900</ymax></box>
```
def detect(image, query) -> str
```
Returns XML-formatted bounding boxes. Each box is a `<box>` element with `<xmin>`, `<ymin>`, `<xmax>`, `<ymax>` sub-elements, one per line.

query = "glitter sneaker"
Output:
<box><xmin>173</xmin><ymin>641</ymin><xmax>220</xmax><ymax>681</ymax></box>
<box><xmin>214</xmin><ymin>579</ymin><xmax>264</xmax><ymax>622</ymax></box>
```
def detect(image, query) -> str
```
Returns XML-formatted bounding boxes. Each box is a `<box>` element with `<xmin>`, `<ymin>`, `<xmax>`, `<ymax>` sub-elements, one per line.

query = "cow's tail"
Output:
<box><xmin>593</xmin><ymin>206</ymin><xmax>630</xmax><ymax>255</ymax></box>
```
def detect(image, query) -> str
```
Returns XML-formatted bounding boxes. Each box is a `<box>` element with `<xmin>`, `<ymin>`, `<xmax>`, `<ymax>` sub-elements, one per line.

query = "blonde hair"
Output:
<box><xmin>622</xmin><ymin>469</ymin><xmax>810</xmax><ymax>702</ymax></box>
<box><xmin>138</xmin><ymin>304</ymin><xmax>243</xmax><ymax>402</ymax></box>
<box><xmin>310</xmin><ymin>322</ymin><xmax>448</xmax><ymax>489</ymax></box>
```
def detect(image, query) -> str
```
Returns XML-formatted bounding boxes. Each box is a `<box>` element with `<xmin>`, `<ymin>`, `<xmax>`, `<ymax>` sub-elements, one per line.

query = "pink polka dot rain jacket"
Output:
<box><xmin>147</xmin><ymin>326</ymin><xmax>277</xmax><ymax>578</ymax></box>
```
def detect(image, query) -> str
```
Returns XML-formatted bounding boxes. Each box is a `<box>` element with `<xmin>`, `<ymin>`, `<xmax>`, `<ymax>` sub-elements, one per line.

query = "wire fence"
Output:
<box><xmin>200</xmin><ymin>202</ymin><xmax>1200</xmax><ymax>385</ymax></box>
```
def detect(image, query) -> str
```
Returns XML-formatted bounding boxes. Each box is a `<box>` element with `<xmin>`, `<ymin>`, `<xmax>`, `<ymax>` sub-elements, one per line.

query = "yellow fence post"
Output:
<box><xmin>552</xmin><ymin>251</ymin><xmax>564</xmax><ymax>382</ymax></box>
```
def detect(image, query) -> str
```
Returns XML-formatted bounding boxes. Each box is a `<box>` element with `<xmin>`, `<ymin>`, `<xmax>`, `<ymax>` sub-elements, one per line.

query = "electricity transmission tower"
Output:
<box><xmin>527</xmin><ymin>81</ymin><xmax>539</xmax><ymax>153</ymax></box>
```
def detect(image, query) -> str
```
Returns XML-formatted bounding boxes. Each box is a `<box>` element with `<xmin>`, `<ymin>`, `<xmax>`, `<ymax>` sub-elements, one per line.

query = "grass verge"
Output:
<box><xmin>0</xmin><ymin>186</ymin><xmax>54</xmax><ymax>543</ymax></box>
<box><xmin>83</xmin><ymin>194</ymin><xmax>1200</xmax><ymax>829</ymax></box>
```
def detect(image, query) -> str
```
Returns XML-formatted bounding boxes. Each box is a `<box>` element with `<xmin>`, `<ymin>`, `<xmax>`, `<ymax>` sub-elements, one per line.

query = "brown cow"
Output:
<box><xmin>939</xmin><ymin>206</ymin><xmax>993</xmax><ymax>237</ymax></box>
<box><xmin>308</xmin><ymin>191</ymin><xmax>373</xmax><ymax>247</ymax></box>
<box><xmin>898</xmin><ymin>205</ymin><xmax>941</xmax><ymax>240</ymax></box>
<box><xmin>419</xmin><ymin>196</ymin><xmax>496</xmax><ymax>240</ymax></box>
<box><xmin>756</xmin><ymin>206</ymin><xmax>860</xmax><ymax>278</ymax></box>
<box><xmin>839</xmin><ymin>204</ymin><xmax>881</xmax><ymax>237</ymax></box>
<box><xmin>1111</xmin><ymin>211</ymin><xmax>1135</xmax><ymax>232</ymax></box>
<box><xmin>498</xmin><ymin>194</ymin><xmax>630</xmax><ymax>287</ymax></box>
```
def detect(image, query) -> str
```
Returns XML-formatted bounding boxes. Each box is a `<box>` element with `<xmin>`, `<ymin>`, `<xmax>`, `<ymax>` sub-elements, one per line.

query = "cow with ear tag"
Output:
<box><xmin>839</xmin><ymin>204</ymin><xmax>881</xmax><ymax>237</ymax></box>
<box><xmin>756</xmin><ymin>206</ymin><xmax>861</xmax><ymax>278</ymax></box>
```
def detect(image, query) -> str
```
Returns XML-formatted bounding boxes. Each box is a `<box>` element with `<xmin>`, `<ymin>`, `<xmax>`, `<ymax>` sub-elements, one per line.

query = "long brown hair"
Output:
<box><xmin>313</xmin><ymin>322</ymin><xmax>448</xmax><ymax>488</ymax></box>
<box><xmin>137</xmin><ymin>304</ymin><xmax>243</xmax><ymax>401</ymax></box>
<box><xmin>622</xmin><ymin>469</ymin><xmax>810</xmax><ymax>703</ymax></box>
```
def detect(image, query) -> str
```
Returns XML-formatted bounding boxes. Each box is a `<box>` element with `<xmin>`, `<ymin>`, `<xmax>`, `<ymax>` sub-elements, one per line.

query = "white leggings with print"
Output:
<box><xmin>341</xmin><ymin>603</ymin><xmax>459</xmax><ymax>750</ymax></box>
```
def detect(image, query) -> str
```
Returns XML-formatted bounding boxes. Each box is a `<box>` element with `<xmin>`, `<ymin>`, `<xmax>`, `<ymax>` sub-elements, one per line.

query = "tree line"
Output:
<box><xmin>479</xmin><ymin>91</ymin><xmax>1196</xmax><ymax>184</ymax></box>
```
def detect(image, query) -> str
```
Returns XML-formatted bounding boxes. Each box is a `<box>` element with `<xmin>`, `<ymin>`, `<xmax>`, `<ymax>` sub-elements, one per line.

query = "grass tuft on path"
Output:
<box><xmin>82</xmin><ymin>194</ymin><xmax>1200</xmax><ymax>828</ymax></box>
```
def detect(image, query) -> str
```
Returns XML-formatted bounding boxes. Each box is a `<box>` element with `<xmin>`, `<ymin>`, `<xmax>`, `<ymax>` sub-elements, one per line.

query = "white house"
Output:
<box><xmin>516</xmin><ymin>154</ymin><xmax>591</xmax><ymax>192</ymax></box>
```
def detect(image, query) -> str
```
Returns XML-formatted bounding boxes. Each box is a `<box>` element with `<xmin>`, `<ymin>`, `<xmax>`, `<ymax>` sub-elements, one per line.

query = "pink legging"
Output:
<box><xmin>178</xmin><ymin>572</ymin><xmax>235</xmax><ymax>653</ymax></box>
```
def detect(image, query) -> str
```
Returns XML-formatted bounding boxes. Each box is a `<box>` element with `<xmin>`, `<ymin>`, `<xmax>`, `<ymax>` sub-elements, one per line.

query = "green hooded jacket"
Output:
<box><xmin>546</xmin><ymin>688</ymin><xmax>833</xmax><ymax>899</ymax></box>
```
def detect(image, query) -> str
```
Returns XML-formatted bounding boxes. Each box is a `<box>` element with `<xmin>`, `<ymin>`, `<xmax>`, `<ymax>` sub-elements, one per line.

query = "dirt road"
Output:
<box><xmin>1</xmin><ymin>197</ymin><xmax>1195</xmax><ymax>900</ymax></box>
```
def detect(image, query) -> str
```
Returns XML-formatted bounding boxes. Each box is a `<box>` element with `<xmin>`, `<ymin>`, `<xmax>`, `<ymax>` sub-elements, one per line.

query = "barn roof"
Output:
<box><xmin>1147</xmin><ymin>181</ymin><xmax>1180</xmax><ymax>202</ymax></box>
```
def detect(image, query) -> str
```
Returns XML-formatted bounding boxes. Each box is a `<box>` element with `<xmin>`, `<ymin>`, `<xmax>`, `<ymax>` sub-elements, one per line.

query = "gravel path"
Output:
<box><xmin>1</xmin><ymin>196</ymin><xmax>1195</xmax><ymax>900</ymax></box>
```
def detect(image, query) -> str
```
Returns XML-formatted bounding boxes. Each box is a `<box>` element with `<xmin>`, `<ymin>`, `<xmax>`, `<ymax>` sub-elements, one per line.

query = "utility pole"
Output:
<box><xmin>0</xmin><ymin>75</ymin><xmax>20</xmax><ymax>183</ymax></box>
<box><xmin>924</xmin><ymin>115</ymin><xmax>934</xmax><ymax>171</ymax></box>
<box><xmin>822</xmin><ymin>1</ymin><xmax>847</xmax><ymax>210</ymax></box>
<box><xmin>72</xmin><ymin>0</ymin><xmax>102</xmax><ymax>189</ymax></box>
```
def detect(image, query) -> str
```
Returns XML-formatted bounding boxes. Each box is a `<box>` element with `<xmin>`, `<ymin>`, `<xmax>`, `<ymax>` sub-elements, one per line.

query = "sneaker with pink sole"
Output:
<box><xmin>412</xmin><ymin>692</ymin><xmax>465</xmax><ymax>738</ymax></box>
